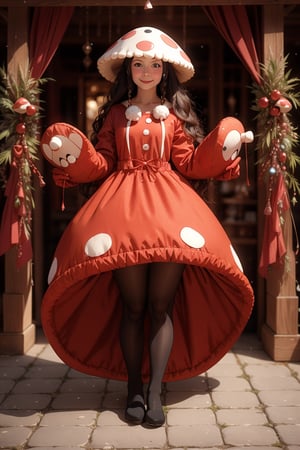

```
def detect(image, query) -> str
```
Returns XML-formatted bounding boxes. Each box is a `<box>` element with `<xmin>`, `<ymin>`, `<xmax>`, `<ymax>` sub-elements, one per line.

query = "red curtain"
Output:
<box><xmin>203</xmin><ymin>5</ymin><xmax>261</xmax><ymax>84</ymax></box>
<box><xmin>30</xmin><ymin>6</ymin><xmax>74</xmax><ymax>78</ymax></box>
<box><xmin>204</xmin><ymin>5</ymin><xmax>291</xmax><ymax>278</ymax></box>
<box><xmin>0</xmin><ymin>7</ymin><xmax>74</xmax><ymax>265</ymax></box>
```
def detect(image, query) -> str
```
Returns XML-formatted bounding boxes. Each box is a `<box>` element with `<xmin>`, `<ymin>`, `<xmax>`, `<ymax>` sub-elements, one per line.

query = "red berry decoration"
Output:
<box><xmin>258</xmin><ymin>96</ymin><xmax>269</xmax><ymax>108</ymax></box>
<box><xmin>26</xmin><ymin>104</ymin><xmax>37</xmax><ymax>116</ymax></box>
<box><xmin>270</xmin><ymin>106</ymin><xmax>280</xmax><ymax>116</ymax></box>
<box><xmin>270</xmin><ymin>89</ymin><xmax>281</xmax><ymax>101</ymax></box>
<box><xmin>16</xmin><ymin>122</ymin><xmax>26</xmax><ymax>134</ymax></box>
<box><xmin>279</xmin><ymin>152</ymin><xmax>287</xmax><ymax>163</ymax></box>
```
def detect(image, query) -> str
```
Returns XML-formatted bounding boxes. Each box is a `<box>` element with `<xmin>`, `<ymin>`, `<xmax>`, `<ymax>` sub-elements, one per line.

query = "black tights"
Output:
<box><xmin>114</xmin><ymin>262</ymin><xmax>185</xmax><ymax>406</ymax></box>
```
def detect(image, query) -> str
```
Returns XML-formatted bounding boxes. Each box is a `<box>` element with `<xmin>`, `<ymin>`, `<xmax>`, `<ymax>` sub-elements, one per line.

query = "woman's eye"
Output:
<box><xmin>153</xmin><ymin>63</ymin><xmax>161</xmax><ymax>69</ymax></box>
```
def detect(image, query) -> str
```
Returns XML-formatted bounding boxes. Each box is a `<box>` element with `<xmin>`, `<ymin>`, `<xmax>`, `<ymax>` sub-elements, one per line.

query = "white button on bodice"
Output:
<box><xmin>143</xmin><ymin>144</ymin><xmax>150</xmax><ymax>151</ymax></box>
<box><xmin>143</xmin><ymin>129</ymin><xmax>150</xmax><ymax>136</ymax></box>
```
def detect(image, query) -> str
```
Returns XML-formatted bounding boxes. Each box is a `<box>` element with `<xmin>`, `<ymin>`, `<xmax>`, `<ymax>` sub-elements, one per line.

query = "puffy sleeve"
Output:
<box><xmin>171</xmin><ymin>116</ymin><xmax>246</xmax><ymax>180</ymax></box>
<box><xmin>94</xmin><ymin>109</ymin><xmax>118</xmax><ymax>175</ymax></box>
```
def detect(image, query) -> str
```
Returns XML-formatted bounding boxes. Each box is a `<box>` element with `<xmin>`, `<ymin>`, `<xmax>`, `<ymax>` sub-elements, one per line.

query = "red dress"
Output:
<box><xmin>41</xmin><ymin>104</ymin><xmax>254</xmax><ymax>381</ymax></box>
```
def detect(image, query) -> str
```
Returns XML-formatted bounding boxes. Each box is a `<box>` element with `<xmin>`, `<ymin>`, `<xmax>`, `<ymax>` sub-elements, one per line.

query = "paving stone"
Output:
<box><xmin>258</xmin><ymin>390</ymin><xmax>300</xmax><ymax>406</ymax></box>
<box><xmin>266</xmin><ymin>406</ymin><xmax>300</xmax><ymax>424</ymax></box>
<box><xmin>0</xmin><ymin>366</ymin><xmax>26</xmax><ymax>379</ymax></box>
<box><xmin>167</xmin><ymin>376</ymin><xmax>208</xmax><ymax>392</ymax></box>
<box><xmin>167</xmin><ymin>408</ymin><xmax>215</xmax><ymax>425</ymax></box>
<box><xmin>0</xmin><ymin>333</ymin><xmax>299</xmax><ymax>450</ymax></box>
<box><xmin>51</xmin><ymin>392</ymin><xmax>102</xmax><ymax>410</ymax></box>
<box><xmin>233</xmin><ymin>333</ymin><xmax>264</xmax><ymax>351</ymax></box>
<box><xmin>106</xmin><ymin>379</ymin><xmax>126</xmax><ymax>392</ymax></box>
<box><xmin>0</xmin><ymin>426</ymin><xmax>32</xmax><ymax>447</ymax></box>
<box><xmin>209</xmin><ymin>376</ymin><xmax>251</xmax><ymax>391</ymax></box>
<box><xmin>0</xmin><ymin>355</ymin><xmax>35</xmax><ymax>367</ymax></box>
<box><xmin>216</xmin><ymin>408</ymin><xmax>268</xmax><ymax>426</ymax></box>
<box><xmin>91</xmin><ymin>424</ymin><xmax>166</xmax><ymax>448</ymax></box>
<box><xmin>102</xmin><ymin>391</ymin><xmax>126</xmax><ymax>409</ymax></box>
<box><xmin>244</xmin><ymin>363</ymin><xmax>291</xmax><ymax>377</ymax></box>
<box><xmin>38</xmin><ymin>347</ymin><xmax>65</xmax><ymax>364</ymax></box>
<box><xmin>0</xmin><ymin>393</ymin><xmax>52</xmax><ymax>410</ymax></box>
<box><xmin>26</xmin><ymin>365</ymin><xmax>69</xmax><ymax>379</ymax></box>
<box><xmin>251</xmin><ymin>375</ymin><xmax>300</xmax><ymax>391</ymax></box>
<box><xmin>168</xmin><ymin>424</ymin><xmax>223</xmax><ymax>447</ymax></box>
<box><xmin>236</xmin><ymin>350</ymin><xmax>273</xmax><ymax>365</ymax></box>
<box><xmin>289</xmin><ymin>363</ymin><xmax>300</xmax><ymax>378</ymax></box>
<box><xmin>0</xmin><ymin>410</ymin><xmax>41</xmax><ymax>426</ymax></box>
<box><xmin>211</xmin><ymin>391</ymin><xmax>260</xmax><ymax>408</ymax></box>
<box><xmin>40</xmin><ymin>410</ymin><xmax>97</xmax><ymax>426</ymax></box>
<box><xmin>60</xmin><ymin>377</ymin><xmax>106</xmax><ymax>393</ymax></box>
<box><xmin>26</xmin><ymin>448</ymin><xmax>80</xmax><ymax>450</ymax></box>
<box><xmin>207</xmin><ymin>364</ymin><xmax>243</xmax><ymax>378</ymax></box>
<box><xmin>97</xmin><ymin>409</ymin><xmax>127</xmax><ymax>426</ymax></box>
<box><xmin>12</xmin><ymin>378</ymin><xmax>61</xmax><ymax>394</ymax></box>
<box><xmin>28</xmin><ymin>425</ymin><xmax>91</xmax><ymax>447</ymax></box>
<box><xmin>222</xmin><ymin>425</ymin><xmax>279</xmax><ymax>446</ymax></box>
<box><xmin>68</xmin><ymin>368</ymin><xmax>95</xmax><ymax>378</ymax></box>
<box><xmin>226</xmin><ymin>447</ymin><xmax>279</xmax><ymax>450</ymax></box>
<box><xmin>276</xmin><ymin>424</ymin><xmax>300</xmax><ymax>445</ymax></box>
<box><xmin>166</xmin><ymin>391</ymin><xmax>211</xmax><ymax>408</ymax></box>
<box><xmin>214</xmin><ymin>352</ymin><xmax>237</xmax><ymax>365</ymax></box>
<box><xmin>0</xmin><ymin>379</ymin><xmax>14</xmax><ymax>393</ymax></box>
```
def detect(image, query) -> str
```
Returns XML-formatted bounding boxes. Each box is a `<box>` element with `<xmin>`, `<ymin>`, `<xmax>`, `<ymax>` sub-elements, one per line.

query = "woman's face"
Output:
<box><xmin>131</xmin><ymin>57</ymin><xmax>163</xmax><ymax>91</ymax></box>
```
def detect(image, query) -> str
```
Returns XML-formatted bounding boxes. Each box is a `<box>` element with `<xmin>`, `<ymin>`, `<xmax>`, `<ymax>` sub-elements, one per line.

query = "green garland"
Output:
<box><xmin>251</xmin><ymin>56</ymin><xmax>300</xmax><ymax>208</ymax></box>
<box><xmin>0</xmin><ymin>65</ymin><xmax>47</xmax><ymax>241</ymax></box>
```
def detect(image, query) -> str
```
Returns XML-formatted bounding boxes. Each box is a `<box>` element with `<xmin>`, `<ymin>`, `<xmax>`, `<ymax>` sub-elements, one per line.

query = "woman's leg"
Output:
<box><xmin>114</xmin><ymin>264</ymin><xmax>148</xmax><ymax>424</ymax></box>
<box><xmin>146</xmin><ymin>262</ymin><xmax>185</xmax><ymax>426</ymax></box>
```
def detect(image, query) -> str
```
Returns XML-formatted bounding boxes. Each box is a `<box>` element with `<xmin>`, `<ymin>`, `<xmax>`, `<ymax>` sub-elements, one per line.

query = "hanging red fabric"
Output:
<box><xmin>259</xmin><ymin>173</ymin><xmax>290</xmax><ymax>278</ymax></box>
<box><xmin>29</xmin><ymin>7</ymin><xmax>74</xmax><ymax>79</ymax></box>
<box><xmin>0</xmin><ymin>7</ymin><xmax>74</xmax><ymax>266</ymax></box>
<box><xmin>203</xmin><ymin>5</ymin><xmax>261</xmax><ymax>85</ymax></box>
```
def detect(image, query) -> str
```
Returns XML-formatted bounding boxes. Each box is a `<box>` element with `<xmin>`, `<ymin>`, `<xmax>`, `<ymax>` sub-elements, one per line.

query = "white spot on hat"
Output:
<box><xmin>48</xmin><ymin>257</ymin><xmax>58</xmax><ymax>284</ymax></box>
<box><xmin>230</xmin><ymin>244</ymin><xmax>243</xmax><ymax>272</ymax></box>
<box><xmin>180</xmin><ymin>227</ymin><xmax>205</xmax><ymax>249</ymax></box>
<box><xmin>85</xmin><ymin>233</ymin><xmax>113</xmax><ymax>257</ymax></box>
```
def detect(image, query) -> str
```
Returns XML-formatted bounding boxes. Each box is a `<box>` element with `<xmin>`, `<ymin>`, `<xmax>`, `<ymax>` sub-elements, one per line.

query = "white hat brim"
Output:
<box><xmin>97</xmin><ymin>26</ymin><xmax>194</xmax><ymax>83</ymax></box>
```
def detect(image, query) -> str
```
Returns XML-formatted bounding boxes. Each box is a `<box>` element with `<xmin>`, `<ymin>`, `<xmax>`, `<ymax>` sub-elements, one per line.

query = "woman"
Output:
<box><xmin>41</xmin><ymin>26</ymin><xmax>254</xmax><ymax>427</ymax></box>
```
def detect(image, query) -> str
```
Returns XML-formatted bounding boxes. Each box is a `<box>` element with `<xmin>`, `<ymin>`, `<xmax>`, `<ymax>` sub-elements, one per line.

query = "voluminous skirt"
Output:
<box><xmin>41</xmin><ymin>165</ymin><xmax>254</xmax><ymax>381</ymax></box>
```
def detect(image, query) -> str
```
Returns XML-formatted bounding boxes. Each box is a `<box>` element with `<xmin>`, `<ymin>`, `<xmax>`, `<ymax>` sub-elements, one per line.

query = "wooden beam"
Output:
<box><xmin>260</xmin><ymin>4</ymin><xmax>299</xmax><ymax>361</ymax></box>
<box><xmin>0</xmin><ymin>0</ymin><xmax>300</xmax><ymax>6</ymax></box>
<box><xmin>0</xmin><ymin>6</ymin><xmax>36</xmax><ymax>354</ymax></box>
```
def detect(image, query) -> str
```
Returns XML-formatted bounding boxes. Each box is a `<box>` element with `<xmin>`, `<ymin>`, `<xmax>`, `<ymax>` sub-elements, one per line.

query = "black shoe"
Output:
<box><xmin>145</xmin><ymin>408</ymin><xmax>165</xmax><ymax>427</ymax></box>
<box><xmin>125</xmin><ymin>394</ymin><xmax>145</xmax><ymax>425</ymax></box>
<box><xmin>145</xmin><ymin>391</ymin><xmax>165</xmax><ymax>427</ymax></box>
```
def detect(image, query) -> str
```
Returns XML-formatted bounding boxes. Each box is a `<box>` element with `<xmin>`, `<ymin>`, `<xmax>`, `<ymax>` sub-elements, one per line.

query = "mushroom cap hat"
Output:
<box><xmin>97</xmin><ymin>26</ymin><xmax>194</xmax><ymax>83</ymax></box>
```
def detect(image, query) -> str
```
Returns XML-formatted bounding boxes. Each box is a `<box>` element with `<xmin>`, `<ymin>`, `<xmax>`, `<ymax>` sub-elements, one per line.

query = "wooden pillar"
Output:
<box><xmin>0</xmin><ymin>6</ymin><xmax>36</xmax><ymax>354</ymax></box>
<box><xmin>260</xmin><ymin>4</ymin><xmax>300</xmax><ymax>361</ymax></box>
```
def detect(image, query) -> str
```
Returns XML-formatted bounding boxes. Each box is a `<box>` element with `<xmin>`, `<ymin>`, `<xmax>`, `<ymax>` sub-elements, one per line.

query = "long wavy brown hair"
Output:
<box><xmin>81</xmin><ymin>58</ymin><xmax>207</xmax><ymax>199</ymax></box>
<box><xmin>91</xmin><ymin>58</ymin><xmax>203</xmax><ymax>145</ymax></box>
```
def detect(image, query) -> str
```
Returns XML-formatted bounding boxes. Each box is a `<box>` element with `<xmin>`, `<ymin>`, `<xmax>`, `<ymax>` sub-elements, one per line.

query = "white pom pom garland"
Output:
<box><xmin>153</xmin><ymin>104</ymin><xmax>170</xmax><ymax>120</ymax></box>
<box><xmin>125</xmin><ymin>104</ymin><xmax>170</xmax><ymax>122</ymax></box>
<box><xmin>125</xmin><ymin>105</ymin><xmax>142</xmax><ymax>122</ymax></box>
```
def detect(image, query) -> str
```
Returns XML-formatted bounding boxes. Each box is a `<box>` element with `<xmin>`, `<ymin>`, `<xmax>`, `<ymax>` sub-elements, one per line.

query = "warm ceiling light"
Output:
<box><xmin>144</xmin><ymin>0</ymin><xmax>153</xmax><ymax>10</ymax></box>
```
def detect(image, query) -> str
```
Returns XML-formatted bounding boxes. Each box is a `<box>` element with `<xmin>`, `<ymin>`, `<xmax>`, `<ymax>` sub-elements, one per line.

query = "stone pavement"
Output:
<box><xmin>0</xmin><ymin>330</ymin><xmax>300</xmax><ymax>450</ymax></box>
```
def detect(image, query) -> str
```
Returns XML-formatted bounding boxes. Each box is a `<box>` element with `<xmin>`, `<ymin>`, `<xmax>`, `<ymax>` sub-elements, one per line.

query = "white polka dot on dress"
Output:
<box><xmin>180</xmin><ymin>227</ymin><xmax>205</xmax><ymax>249</ymax></box>
<box><xmin>85</xmin><ymin>233</ymin><xmax>113</xmax><ymax>257</ymax></box>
